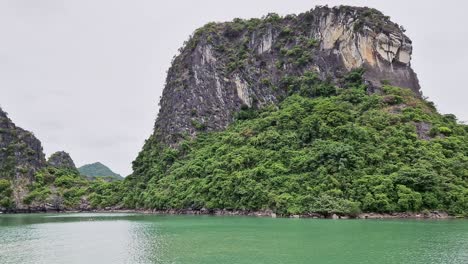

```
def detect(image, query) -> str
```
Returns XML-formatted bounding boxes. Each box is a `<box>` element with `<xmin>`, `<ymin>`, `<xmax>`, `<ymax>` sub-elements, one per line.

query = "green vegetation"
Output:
<box><xmin>3</xmin><ymin>7</ymin><xmax>465</xmax><ymax>218</ymax></box>
<box><xmin>0</xmin><ymin>145</ymin><xmax>16</xmax><ymax>179</ymax></box>
<box><xmin>78</xmin><ymin>162</ymin><xmax>123</xmax><ymax>181</ymax></box>
<box><xmin>1</xmin><ymin>70</ymin><xmax>466</xmax><ymax>216</ymax></box>
<box><xmin>279</xmin><ymin>36</ymin><xmax>318</xmax><ymax>67</ymax></box>
<box><xmin>125</xmin><ymin>70</ymin><xmax>468</xmax><ymax>216</ymax></box>
<box><xmin>0</xmin><ymin>179</ymin><xmax>14</xmax><ymax>209</ymax></box>
<box><xmin>191</xmin><ymin>119</ymin><xmax>207</xmax><ymax>131</ymax></box>
<box><xmin>24</xmin><ymin>166</ymin><xmax>123</xmax><ymax>209</ymax></box>
<box><xmin>351</xmin><ymin>7</ymin><xmax>394</xmax><ymax>33</ymax></box>
<box><xmin>182</xmin><ymin>11</ymin><xmax>318</xmax><ymax>75</ymax></box>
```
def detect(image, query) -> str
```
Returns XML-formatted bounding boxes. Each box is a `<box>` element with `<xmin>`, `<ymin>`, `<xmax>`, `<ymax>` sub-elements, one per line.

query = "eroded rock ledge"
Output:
<box><xmin>151</xmin><ymin>6</ymin><xmax>420</xmax><ymax>146</ymax></box>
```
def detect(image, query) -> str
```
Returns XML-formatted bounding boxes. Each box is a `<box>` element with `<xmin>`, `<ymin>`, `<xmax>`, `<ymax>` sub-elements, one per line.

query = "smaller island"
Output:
<box><xmin>78</xmin><ymin>162</ymin><xmax>123</xmax><ymax>181</ymax></box>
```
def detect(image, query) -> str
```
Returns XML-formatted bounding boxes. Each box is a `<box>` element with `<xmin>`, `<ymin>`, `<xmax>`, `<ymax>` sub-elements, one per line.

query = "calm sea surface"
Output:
<box><xmin>0</xmin><ymin>213</ymin><xmax>467</xmax><ymax>264</ymax></box>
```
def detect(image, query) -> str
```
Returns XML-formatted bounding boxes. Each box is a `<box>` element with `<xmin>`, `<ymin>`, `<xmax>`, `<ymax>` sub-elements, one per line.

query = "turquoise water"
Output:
<box><xmin>0</xmin><ymin>213</ymin><xmax>467</xmax><ymax>264</ymax></box>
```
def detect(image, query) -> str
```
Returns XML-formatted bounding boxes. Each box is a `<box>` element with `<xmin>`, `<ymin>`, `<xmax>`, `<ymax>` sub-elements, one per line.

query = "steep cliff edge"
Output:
<box><xmin>48</xmin><ymin>151</ymin><xmax>78</xmax><ymax>172</ymax></box>
<box><xmin>0</xmin><ymin>108</ymin><xmax>123</xmax><ymax>212</ymax></box>
<box><xmin>152</xmin><ymin>6</ymin><xmax>420</xmax><ymax>146</ymax></box>
<box><xmin>127</xmin><ymin>6</ymin><xmax>467</xmax><ymax>216</ymax></box>
<box><xmin>0</xmin><ymin>107</ymin><xmax>46</xmax><ymax>209</ymax></box>
<box><xmin>2</xmin><ymin>6</ymin><xmax>464</xmax><ymax>216</ymax></box>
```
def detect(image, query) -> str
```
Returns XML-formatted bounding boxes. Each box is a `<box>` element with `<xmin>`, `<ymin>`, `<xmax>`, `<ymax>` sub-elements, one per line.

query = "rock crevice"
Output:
<box><xmin>148</xmin><ymin>6</ymin><xmax>420</xmax><ymax>147</ymax></box>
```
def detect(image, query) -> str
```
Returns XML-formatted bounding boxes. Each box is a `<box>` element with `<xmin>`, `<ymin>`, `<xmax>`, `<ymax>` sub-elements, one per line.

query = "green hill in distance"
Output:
<box><xmin>78</xmin><ymin>162</ymin><xmax>123</xmax><ymax>181</ymax></box>
<box><xmin>2</xmin><ymin>6</ymin><xmax>467</xmax><ymax>217</ymax></box>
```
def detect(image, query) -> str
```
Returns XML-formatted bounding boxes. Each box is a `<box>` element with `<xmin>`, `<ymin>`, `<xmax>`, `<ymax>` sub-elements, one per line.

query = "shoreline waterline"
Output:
<box><xmin>0</xmin><ymin>208</ymin><xmax>455</xmax><ymax>219</ymax></box>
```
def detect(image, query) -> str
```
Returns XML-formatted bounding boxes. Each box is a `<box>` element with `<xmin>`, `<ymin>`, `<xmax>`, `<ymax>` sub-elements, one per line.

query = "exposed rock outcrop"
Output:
<box><xmin>0</xmin><ymin>107</ymin><xmax>47</xmax><ymax>209</ymax></box>
<box><xmin>149</xmin><ymin>6</ymin><xmax>420</xmax><ymax>147</ymax></box>
<box><xmin>0</xmin><ymin>108</ymin><xmax>47</xmax><ymax>179</ymax></box>
<box><xmin>47</xmin><ymin>151</ymin><xmax>77</xmax><ymax>171</ymax></box>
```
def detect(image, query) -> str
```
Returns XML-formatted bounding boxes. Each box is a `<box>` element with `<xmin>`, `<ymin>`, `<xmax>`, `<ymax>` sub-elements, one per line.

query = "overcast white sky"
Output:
<box><xmin>1</xmin><ymin>0</ymin><xmax>466</xmax><ymax>176</ymax></box>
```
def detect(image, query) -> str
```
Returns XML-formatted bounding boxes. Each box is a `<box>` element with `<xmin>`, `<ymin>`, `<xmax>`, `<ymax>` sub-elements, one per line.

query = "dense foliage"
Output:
<box><xmin>0</xmin><ymin>179</ymin><xmax>14</xmax><ymax>209</ymax></box>
<box><xmin>23</xmin><ymin>166</ymin><xmax>123</xmax><ymax>210</ymax></box>
<box><xmin>2</xmin><ymin>70</ymin><xmax>466</xmax><ymax>216</ymax></box>
<box><xmin>125</xmin><ymin>71</ymin><xmax>468</xmax><ymax>216</ymax></box>
<box><xmin>78</xmin><ymin>162</ymin><xmax>123</xmax><ymax>181</ymax></box>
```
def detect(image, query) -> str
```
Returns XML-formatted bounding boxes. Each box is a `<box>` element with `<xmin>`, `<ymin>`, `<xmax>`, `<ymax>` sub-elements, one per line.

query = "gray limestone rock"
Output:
<box><xmin>47</xmin><ymin>151</ymin><xmax>77</xmax><ymax>171</ymax></box>
<box><xmin>149</xmin><ymin>6</ymin><xmax>420</xmax><ymax>147</ymax></box>
<box><xmin>0</xmin><ymin>107</ymin><xmax>47</xmax><ymax>209</ymax></box>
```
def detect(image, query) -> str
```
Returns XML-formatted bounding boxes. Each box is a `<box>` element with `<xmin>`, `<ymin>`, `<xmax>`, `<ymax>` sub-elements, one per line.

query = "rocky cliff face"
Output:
<box><xmin>0</xmin><ymin>107</ymin><xmax>47</xmax><ymax>208</ymax></box>
<box><xmin>0</xmin><ymin>107</ymin><xmax>46</xmax><ymax>180</ymax></box>
<box><xmin>150</xmin><ymin>6</ymin><xmax>420</xmax><ymax>146</ymax></box>
<box><xmin>47</xmin><ymin>151</ymin><xmax>77</xmax><ymax>171</ymax></box>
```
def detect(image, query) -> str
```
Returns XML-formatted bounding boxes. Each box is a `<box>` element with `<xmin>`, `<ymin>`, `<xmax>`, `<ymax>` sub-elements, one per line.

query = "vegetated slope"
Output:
<box><xmin>79</xmin><ymin>162</ymin><xmax>123</xmax><ymax>181</ymax></box>
<box><xmin>22</xmin><ymin>165</ymin><xmax>122</xmax><ymax>211</ymax></box>
<box><xmin>0</xmin><ymin>108</ymin><xmax>122</xmax><ymax>212</ymax></box>
<box><xmin>48</xmin><ymin>151</ymin><xmax>78</xmax><ymax>172</ymax></box>
<box><xmin>2</xmin><ymin>6</ymin><xmax>467</xmax><ymax>216</ymax></box>
<box><xmin>121</xmin><ymin>6</ymin><xmax>467</xmax><ymax>216</ymax></box>
<box><xmin>125</xmin><ymin>70</ymin><xmax>468</xmax><ymax>216</ymax></box>
<box><xmin>0</xmin><ymin>107</ymin><xmax>46</xmax><ymax>210</ymax></box>
<box><xmin>2</xmin><ymin>148</ymin><xmax>122</xmax><ymax>212</ymax></box>
<box><xmin>150</xmin><ymin>5</ymin><xmax>420</xmax><ymax>147</ymax></box>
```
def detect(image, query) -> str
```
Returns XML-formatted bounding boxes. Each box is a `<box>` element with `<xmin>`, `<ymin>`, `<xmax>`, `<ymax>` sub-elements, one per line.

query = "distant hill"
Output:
<box><xmin>78</xmin><ymin>162</ymin><xmax>123</xmax><ymax>181</ymax></box>
<box><xmin>125</xmin><ymin>6</ymin><xmax>468</xmax><ymax>216</ymax></box>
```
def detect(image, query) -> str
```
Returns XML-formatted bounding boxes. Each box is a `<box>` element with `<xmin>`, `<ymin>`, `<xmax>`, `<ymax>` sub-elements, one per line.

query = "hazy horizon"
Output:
<box><xmin>1</xmin><ymin>0</ymin><xmax>467</xmax><ymax>176</ymax></box>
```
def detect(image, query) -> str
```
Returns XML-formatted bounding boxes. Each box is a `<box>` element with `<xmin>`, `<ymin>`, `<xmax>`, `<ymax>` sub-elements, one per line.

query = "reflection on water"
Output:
<box><xmin>0</xmin><ymin>214</ymin><xmax>171</xmax><ymax>264</ymax></box>
<box><xmin>127</xmin><ymin>219</ymin><xmax>169</xmax><ymax>264</ymax></box>
<box><xmin>0</xmin><ymin>213</ymin><xmax>467</xmax><ymax>264</ymax></box>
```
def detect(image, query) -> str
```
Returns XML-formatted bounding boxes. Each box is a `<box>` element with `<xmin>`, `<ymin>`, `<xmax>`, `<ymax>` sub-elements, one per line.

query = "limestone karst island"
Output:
<box><xmin>1</xmin><ymin>4</ymin><xmax>467</xmax><ymax>264</ymax></box>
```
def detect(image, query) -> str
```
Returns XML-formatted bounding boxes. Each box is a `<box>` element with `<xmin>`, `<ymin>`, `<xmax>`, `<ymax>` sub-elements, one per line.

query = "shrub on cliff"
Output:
<box><xmin>125</xmin><ymin>71</ymin><xmax>468</xmax><ymax>216</ymax></box>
